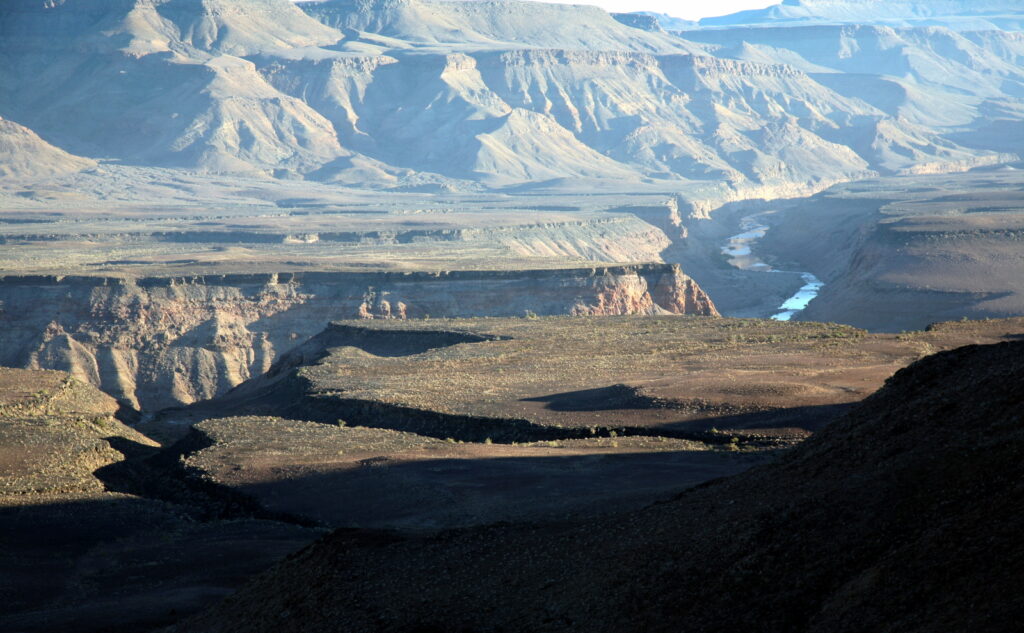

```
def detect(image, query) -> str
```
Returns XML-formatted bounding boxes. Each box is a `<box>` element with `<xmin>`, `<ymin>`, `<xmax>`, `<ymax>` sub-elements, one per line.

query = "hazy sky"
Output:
<box><xmin>513</xmin><ymin>1</ymin><xmax>779</xmax><ymax>21</ymax></box>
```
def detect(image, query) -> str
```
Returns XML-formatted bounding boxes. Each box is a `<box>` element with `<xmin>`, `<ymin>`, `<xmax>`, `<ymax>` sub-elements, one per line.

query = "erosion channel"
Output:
<box><xmin>722</xmin><ymin>212</ymin><xmax>824</xmax><ymax>321</ymax></box>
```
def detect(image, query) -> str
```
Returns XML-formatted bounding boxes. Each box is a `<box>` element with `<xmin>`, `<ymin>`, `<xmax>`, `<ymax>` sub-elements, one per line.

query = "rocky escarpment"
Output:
<box><xmin>756</xmin><ymin>170</ymin><xmax>1024</xmax><ymax>331</ymax></box>
<box><xmin>0</xmin><ymin>265</ymin><xmax>716</xmax><ymax>412</ymax></box>
<box><xmin>611</xmin><ymin>13</ymin><xmax>665</xmax><ymax>33</ymax></box>
<box><xmin>0</xmin><ymin>214</ymin><xmax>672</xmax><ymax>266</ymax></box>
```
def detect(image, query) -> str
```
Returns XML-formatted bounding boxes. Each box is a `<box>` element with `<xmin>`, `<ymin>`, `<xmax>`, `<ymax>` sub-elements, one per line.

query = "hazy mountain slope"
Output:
<box><xmin>297</xmin><ymin>0</ymin><xmax>699</xmax><ymax>52</ymax></box>
<box><xmin>260</xmin><ymin>47</ymin><xmax>992</xmax><ymax>187</ymax></box>
<box><xmin>176</xmin><ymin>338</ymin><xmax>1024</xmax><ymax>632</ymax></box>
<box><xmin>702</xmin><ymin>0</ymin><xmax>1024</xmax><ymax>31</ymax></box>
<box><xmin>0</xmin><ymin>0</ymin><xmax>1015</xmax><ymax>189</ymax></box>
<box><xmin>636</xmin><ymin>11</ymin><xmax>698</xmax><ymax>32</ymax></box>
<box><xmin>0</xmin><ymin>117</ymin><xmax>96</xmax><ymax>180</ymax></box>
<box><xmin>472</xmin><ymin>109</ymin><xmax>640</xmax><ymax>183</ymax></box>
<box><xmin>684</xmin><ymin>24</ymin><xmax>1024</xmax><ymax>129</ymax></box>
<box><xmin>0</xmin><ymin>0</ymin><xmax>349</xmax><ymax>175</ymax></box>
<box><xmin>151</xmin><ymin>0</ymin><xmax>342</xmax><ymax>55</ymax></box>
<box><xmin>0</xmin><ymin>0</ymin><xmax>341</xmax><ymax>58</ymax></box>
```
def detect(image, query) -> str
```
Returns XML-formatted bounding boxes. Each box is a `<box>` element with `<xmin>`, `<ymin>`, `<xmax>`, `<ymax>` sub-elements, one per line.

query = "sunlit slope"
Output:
<box><xmin>261</xmin><ymin>47</ymin><xmax>990</xmax><ymax>187</ymax></box>
<box><xmin>0</xmin><ymin>117</ymin><xmax>96</xmax><ymax>180</ymax></box>
<box><xmin>0</xmin><ymin>0</ymin><xmax>349</xmax><ymax>176</ymax></box>
<box><xmin>297</xmin><ymin>0</ymin><xmax>699</xmax><ymax>52</ymax></box>
<box><xmin>0</xmin><ymin>0</ymin><xmax>1015</xmax><ymax>189</ymax></box>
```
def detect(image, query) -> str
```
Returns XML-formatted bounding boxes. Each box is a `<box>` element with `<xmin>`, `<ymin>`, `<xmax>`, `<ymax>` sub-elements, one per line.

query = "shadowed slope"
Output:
<box><xmin>176</xmin><ymin>339</ymin><xmax>1024</xmax><ymax>633</ymax></box>
<box><xmin>0</xmin><ymin>368</ymin><xmax>321</xmax><ymax>633</ymax></box>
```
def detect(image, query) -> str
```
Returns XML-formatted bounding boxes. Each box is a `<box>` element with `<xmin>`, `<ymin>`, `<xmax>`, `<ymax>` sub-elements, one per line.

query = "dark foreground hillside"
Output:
<box><xmin>176</xmin><ymin>340</ymin><xmax>1024</xmax><ymax>633</ymax></box>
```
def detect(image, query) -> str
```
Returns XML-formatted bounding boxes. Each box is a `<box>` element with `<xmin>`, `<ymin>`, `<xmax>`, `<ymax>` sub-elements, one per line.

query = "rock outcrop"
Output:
<box><xmin>0</xmin><ymin>265</ymin><xmax>717</xmax><ymax>411</ymax></box>
<box><xmin>0</xmin><ymin>368</ymin><xmax>153</xmax><ymax>497</ymax></box>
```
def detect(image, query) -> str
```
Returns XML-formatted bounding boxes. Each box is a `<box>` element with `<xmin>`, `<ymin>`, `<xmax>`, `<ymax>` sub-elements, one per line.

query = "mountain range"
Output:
<box><xmin>699</xmin><ymin>0</ymin><xmax>1024</xmax><ymax>31</ymax></box>
<box><xmin>0</xmin><ymin>0</ymin><xmax>1021</xmax><ymax>198</ymax></box>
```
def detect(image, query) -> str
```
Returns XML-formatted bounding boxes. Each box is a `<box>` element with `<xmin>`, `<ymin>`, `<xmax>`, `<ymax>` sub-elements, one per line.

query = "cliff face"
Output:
<box><xmin>0</xmin><ymin>265</ymin><xmax>716</xmax><ymax>411</ymax></box>
<box><xmin>755</xmin><ymin>170</ymin><xmax>1024</xmax><ymax>332</ymax></box>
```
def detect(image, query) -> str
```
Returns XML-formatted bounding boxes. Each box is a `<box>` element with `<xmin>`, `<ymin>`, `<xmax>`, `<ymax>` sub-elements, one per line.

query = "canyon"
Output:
<box><xmin>0</xmin><ymin>0</ymin><xmax>1020</xmax><ymax>466</ymax></box>
<box><xmin>760</xmin><ymin>167</ymin><xmax>1024</xmax><ymax>331</ymax></box>
<box><xmin>6</xmin><ymin>315</ymin><xmax>1022</xmax><ymax>632</ymax></box>
<box><xmin>0</xmin><ymin>264</ymin><xmax>715</xmax><ymax>412</ymax></box>
<box><xmin>2</xmin><ymin>1</ymin><xmax>1024</xmax><ymax>631</ymax></box>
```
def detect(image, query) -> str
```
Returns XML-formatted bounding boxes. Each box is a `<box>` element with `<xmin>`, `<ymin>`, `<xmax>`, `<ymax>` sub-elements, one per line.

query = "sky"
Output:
<box><xmin>504</xmin><ymin>1</ymin><xmax>780</xmax><ymax>21</ymax></box>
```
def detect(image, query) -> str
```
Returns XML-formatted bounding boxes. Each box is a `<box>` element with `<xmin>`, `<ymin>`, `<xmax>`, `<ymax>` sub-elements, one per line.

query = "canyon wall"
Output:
<box><xmin>0</xmin><ymin>264</ymin><xmax>716</xmax><ymax>411</ymax></box>
<box><xmin>756</xmin><ymin>170</ymin><xmax>1024</xmax><ymax>331</ymax></box>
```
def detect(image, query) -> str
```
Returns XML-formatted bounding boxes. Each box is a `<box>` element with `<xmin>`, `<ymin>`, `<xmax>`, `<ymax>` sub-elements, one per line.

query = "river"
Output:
<box><xmin>721</xmin><ymin>213</ymin><xmax>824</xmax><ymax>321</ymax></box>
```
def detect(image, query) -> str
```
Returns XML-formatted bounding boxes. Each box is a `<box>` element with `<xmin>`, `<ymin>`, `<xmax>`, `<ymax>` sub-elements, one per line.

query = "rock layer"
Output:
<box><xmin>0</xmin><ymin>264</ymin><xmax>716</xmax><ymax>411</ymax></box>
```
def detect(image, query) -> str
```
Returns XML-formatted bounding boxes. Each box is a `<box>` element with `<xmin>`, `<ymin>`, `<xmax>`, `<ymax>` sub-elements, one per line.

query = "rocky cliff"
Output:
<box><xmin>0</xmin><ymin>265</ymin><xmax>717</xmax><ymax>411</ymax></box>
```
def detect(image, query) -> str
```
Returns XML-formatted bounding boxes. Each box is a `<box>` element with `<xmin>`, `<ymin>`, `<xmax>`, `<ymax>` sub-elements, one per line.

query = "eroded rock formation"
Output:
<box><xmin>0</xmin><ymin>265</ymin><xmax>716</xmax><ymax>411</ymax></box>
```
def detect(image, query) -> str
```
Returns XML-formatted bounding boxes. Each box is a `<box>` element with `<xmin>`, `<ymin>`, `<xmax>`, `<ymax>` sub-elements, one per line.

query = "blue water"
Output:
<box><xmin>721</xmin><ymin>213</ymin><xmax>824</xmax><ymax>321</ymax></box>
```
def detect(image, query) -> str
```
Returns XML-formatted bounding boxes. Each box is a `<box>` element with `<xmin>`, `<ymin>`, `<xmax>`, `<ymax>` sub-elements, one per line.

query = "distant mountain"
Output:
<box><xmin>701</xmin><ymin>0</ymin><xmax>1024</xmax><ymax>31</ymax></box>
<box><xmin>683</xmin><ymin>24</ymin><xmax>1024</xmax><ymax>136</ymax></box>
<box><xmin>0</xmin><ymin>0</ymin><xmax>1018</xmax><ymax>194</ymax></box>
<box><xmin>298</xmin><ymin>0</ymin><xmax>693</xmax><ymax>52</ymax></box>
<box><xmin>0</xmin><ymin>0</ymin><xmax>349</xmax><ymax>176</ymax></box>
<box><xmin>635</xmin><ymin>11</ymin><xmax>699</xmax><ymax>32</ymax></box>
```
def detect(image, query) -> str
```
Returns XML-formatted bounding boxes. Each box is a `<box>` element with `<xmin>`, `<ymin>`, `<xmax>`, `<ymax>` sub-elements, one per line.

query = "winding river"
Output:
<box><xmin>721</xmin><ymin>213</ymin><xmax>824</xmax><ymax>321</ymax></box>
